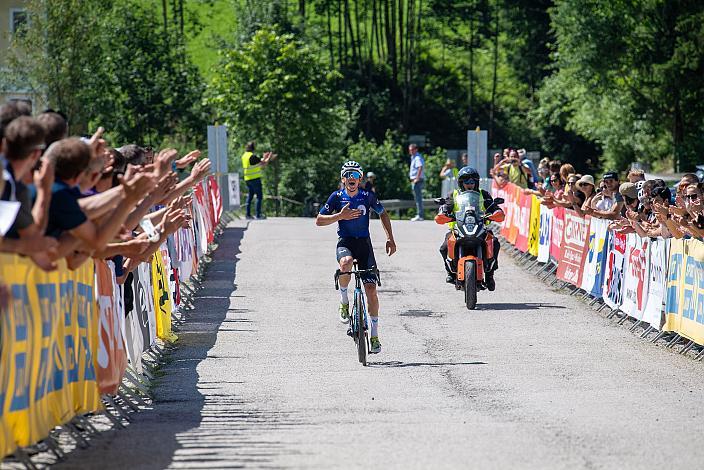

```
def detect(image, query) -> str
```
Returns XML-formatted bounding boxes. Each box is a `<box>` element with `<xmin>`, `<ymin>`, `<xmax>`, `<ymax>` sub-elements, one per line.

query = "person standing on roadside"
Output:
<box><xmin>408</xmin><ymin>143</ymin><xmax>425</xmax><ymax>221</ymax></box>
<box><xmin>241</xmin><ymin>141</ymin><xmax>276</xmax><ymax>220</ymax></box>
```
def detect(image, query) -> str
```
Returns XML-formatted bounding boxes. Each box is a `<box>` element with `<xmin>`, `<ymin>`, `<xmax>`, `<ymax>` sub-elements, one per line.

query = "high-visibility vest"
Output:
<box><xmin>241</xmin><ymin>151</ymin><xmax>262</xmax><ymax>181</ymax></box>
<box><xmin>448</xmin><ymin>189</ymin><xmax>486</xmax><ymax>230</ymax></box>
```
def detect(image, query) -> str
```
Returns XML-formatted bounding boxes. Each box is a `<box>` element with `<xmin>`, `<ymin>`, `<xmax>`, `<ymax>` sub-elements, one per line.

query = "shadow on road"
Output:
<box><xmin>476</xmin><ymin>302</ymin><xmax>567</xmax><ymax>311</ymax></box>
<box><xmin>368</xmin><ymin>360</ymin><xmax>487</xmax><ymax>368</ymax></box>
<box><xmin>57</xmin><ymin>222</ymin><xmax>302</xmax><ymax>469</ymax></box>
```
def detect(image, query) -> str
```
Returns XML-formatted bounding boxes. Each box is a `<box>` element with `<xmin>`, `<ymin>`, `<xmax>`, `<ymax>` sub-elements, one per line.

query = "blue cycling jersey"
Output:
<box><xmin>320</xmin><ymin>189</ymin><xmax>385</xmax><ymax>238</ymax></box>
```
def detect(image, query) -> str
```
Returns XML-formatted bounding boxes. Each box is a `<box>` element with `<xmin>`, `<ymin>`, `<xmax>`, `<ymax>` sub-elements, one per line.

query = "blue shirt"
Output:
<box><xmin>320</xmin><ymin>189</ymin><xmax>385</xmax><ymax>238</ymax></box>
<box><xmin>409</xmin><ymin>152</ymin><xmax>425</xmax><ymax>180</ymax></box>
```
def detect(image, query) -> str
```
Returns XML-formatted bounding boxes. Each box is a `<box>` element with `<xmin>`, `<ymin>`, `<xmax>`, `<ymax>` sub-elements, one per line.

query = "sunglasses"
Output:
<box><xmin>684</xmin><ymin>193</ymin><xmax>700</xmax><ymax>201</ymax></box>
<box><xmin>343</xmin><ymin>171</ymin><xmax>362</xmax><ymax>179</ymax></box>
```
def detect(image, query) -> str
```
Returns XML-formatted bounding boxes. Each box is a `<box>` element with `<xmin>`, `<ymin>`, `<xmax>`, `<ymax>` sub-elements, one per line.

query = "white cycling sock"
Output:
<box><xmin>339</xmin><ymin>287</ymin><xmax>349</xmax><ymax>305</ymax></box>
<box><xmin>370</xmin><ymin>316</ymin><xmax>379</xmax><ymax>337</ymax></box>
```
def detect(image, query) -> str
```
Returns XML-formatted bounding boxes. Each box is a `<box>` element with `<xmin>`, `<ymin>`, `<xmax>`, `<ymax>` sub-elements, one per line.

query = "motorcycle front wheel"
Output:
<box><xmin>464</xmin><ymin>260</ymin><xmax>477</xmax><ymax>310</ymax></box>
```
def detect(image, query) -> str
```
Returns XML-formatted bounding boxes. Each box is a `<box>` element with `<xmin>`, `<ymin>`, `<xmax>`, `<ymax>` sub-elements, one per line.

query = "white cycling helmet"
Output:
<box><xmin>340</xmin><ymin>160</ymin><xmax>363</xmax><ymax>178</ymax></box>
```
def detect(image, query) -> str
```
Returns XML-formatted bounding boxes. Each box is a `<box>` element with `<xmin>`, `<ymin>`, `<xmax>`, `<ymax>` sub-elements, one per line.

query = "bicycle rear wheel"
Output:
<box><xmin>356</xmin><ymin>292</ymin><xmax>367</xmax><ymax>366</ymax></box>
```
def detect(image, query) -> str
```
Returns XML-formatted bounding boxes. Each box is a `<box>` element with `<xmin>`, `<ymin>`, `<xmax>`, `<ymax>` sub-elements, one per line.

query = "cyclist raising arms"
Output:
<box><xmin>316</xmin><ymin>161</ymin><xmax>397</xmax><ymax>353</ymax></box>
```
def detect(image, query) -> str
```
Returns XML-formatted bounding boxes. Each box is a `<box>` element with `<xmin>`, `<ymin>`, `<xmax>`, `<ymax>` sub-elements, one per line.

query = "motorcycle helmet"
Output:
<box><xmin>457</xmin><ymin>166</ymin><xmax>480</xmax><ymax>190</ymax></box>
<box><xmin>340</xmin><ymin>160</ymin><xmax>363</xmax><ymax>178</ymax></box>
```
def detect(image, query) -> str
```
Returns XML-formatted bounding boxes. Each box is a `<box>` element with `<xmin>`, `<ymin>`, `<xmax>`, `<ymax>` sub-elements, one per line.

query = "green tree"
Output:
<box><xmin>544</xmin><ymin>0</ymin><xmax>704</xmax><ymax>171</ymax></box>
<box><xmin>208</xmin><ymin>27</ymin><xmax>351</xmax><ymax>214</ymax></box>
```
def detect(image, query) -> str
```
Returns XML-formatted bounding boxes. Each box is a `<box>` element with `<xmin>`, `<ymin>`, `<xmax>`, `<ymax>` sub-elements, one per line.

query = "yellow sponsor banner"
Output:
<box><xmin>528</xmin><ymin>195</ymin><xmax>541</xmax><ymax>257</ymax></box>
<box><xmin>664</xmin><ymin>239</ymin><xmax>704</xmax><ymax>343</ymax></box>
<box><xmin>152</xmin><ymin>250</ymin><xmax>177</xmax><ymax>343</ymax></box>
<box><xmin>0</xmin><ymin>254</ymin><xmax>101</xmax><ymax>458</ymax></box>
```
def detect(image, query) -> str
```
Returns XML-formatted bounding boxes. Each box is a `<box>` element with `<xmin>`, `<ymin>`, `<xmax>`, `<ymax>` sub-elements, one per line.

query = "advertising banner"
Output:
<box><xmin>603</xmin><ymin>231</ymin><xmax>627</xmax><ymax>310</ymax></box>
<box><xmin>508</xmin><ymin>185</ymin><xmax>521</xmax><ymax>245</ymax></box>
<box><xmin>664</xmin><ymin>239</ymin><xmax>704</xmax><ymax>343</ymax></box>
<box><xmin>528</xmin><ymin>195</ymin><xmax>541</xmax><ymax>257</ymax></box>
<box><xmin>95</xmin><ymin>261</ymin><xmax>128</xmax><ymax>396</ymax></box>
<box><xmin>556</xmin><ymin>210</ymin><xmax>590</xmax><ymax>286</ymax></box>
<box><xmin>152</xmin><ymin>249</ymin><xmax>177</xmax><ymax>343</ymax></box>
<box><xmin>133</xmin><ymin>265</ymin><xmax>156</xmax><ymax>352</ymax></box>
<box><xmin>620</xmin><ymin>234</ymin><xmax>650</xmax><ymax>320</ymax></box>
<box><xmin>0</xmin><ymin>255</ymin><xmax>101</xmax><ymax>458</ymax></box>
<box><xmin>549</xmin><ymin>207</ymin><xmax>565</xmax><ymax>262</ymax></box>
<box><xmin>515</xmin><ymin>192</ymin><xmax>532</xmax><ymax>253</ymax></box>
<box><xmin>642</xmin><ymin>238</ymin><xmax>669</xmax><ymax>330</ymax></box>
<box><xmin>579</xmin><ymin>217</ymin><xmax>610</xmax><ymax>297</ymax></box>
<box><xmin>537</xmin><ymin>205</ymin><xmax>552</xmax><ymax>263</ymax></box>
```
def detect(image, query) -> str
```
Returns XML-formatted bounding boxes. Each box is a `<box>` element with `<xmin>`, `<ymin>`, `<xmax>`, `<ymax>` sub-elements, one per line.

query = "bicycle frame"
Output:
<box><xmin>334</xmin><ymin>262</ymin><xmax>382</xmax><ymax>366</ymax></box>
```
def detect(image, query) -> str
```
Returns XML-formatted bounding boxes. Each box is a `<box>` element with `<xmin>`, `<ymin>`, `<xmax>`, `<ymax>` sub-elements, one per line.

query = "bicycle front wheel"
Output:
<box><xmin>356</xmin><ymin>292</ymin><xmax>367</xmax><ymax>366</ymax></box>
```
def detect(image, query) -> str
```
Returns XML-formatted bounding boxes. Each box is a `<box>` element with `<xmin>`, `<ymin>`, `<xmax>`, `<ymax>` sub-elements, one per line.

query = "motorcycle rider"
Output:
<box><xmin>436</xmin><ymin>166</ymin><xmax>505</xmax><ymax>290</ymax></box>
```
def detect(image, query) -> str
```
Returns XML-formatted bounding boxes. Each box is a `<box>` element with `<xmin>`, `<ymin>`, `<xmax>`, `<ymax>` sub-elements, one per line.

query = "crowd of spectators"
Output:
<box><xmin>0</xmin><ymin>100</ymin><xmax>212</xmax><ymax>308</ymax></box>
<box><xmin>490</xmin><ymin>147</ymin><xmax>704</xmax><ymax>241</ymax></box>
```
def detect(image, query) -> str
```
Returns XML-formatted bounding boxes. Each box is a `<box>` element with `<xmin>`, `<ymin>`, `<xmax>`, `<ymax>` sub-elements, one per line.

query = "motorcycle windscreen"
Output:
<box><xmin>454</xmin><ymin>191</ymin><xmax>484</xmax><ymax>232</ymax></box>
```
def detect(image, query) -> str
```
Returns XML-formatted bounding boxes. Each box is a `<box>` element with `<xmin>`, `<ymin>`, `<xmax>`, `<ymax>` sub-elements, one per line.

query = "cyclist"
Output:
<box><xmin>316</xmin><ymin>161</ymin><xmax>397</xmax><ymax>354</ymax></box>
<box><xmin>437</xmin><ymin>166</ymin><xmax>504</xmax><ymax>290</ymax></box>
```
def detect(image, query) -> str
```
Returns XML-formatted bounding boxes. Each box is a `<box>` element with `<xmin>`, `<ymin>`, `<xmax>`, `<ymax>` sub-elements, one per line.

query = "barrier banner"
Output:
<box><xmin>556</xmin><ymin>210</ymin><xmax>590</xmax><ymax>286</ymax></box>
<box><xmin>664</xmin><ymin>239</ymin><xmax>704</xmax><ymax>343</ymax></box>
<box><xmin>152</xmin><ymin>249</ymin><xmax>177</xmax><ymax>343</ymax></box>
<box><xmin>603</xmin><ymin>231</ymin><xmax>627</xmax><ymax>309</ymax></box>
<box><xmin>95</xmin><ymin>261</ymin><xmax>128</xmax><ymax>395</ymax></box>
<box><xmin>579</xmin><ymin>217</ymin><xmax>610</xmax><ymax>297</ymax></box>
<box><xmin>620</xmin><ymin>234</ymin><xmax>650</xmax><ymax>320</ymax></box>
<box><xmin>133</xmin><ymin>265</ymin><xmax>156</xmax><ymax>352</ymax></box>
<box><xmin>549</xmin><ymin>207</ymin><xmax>565</xmax><ymax>262</ymax></box>
<box><xmin>508</xmin><ymin>185</ymin><xmax>521</xmax><ymax>245</ymax></box>
<box><xmin>642</xmin><ymin>238</ymin><xmax>669</xmax><ymax>330</ymax></box>
<box><xmin>527</xmin><ymin>195</ymin><xmax>541</xmax><ymax>257</ymax></box>
<box><xmin>0</xmin><ymin>255</ymin><xmax>101</xmax><ymax>458</ymax></box>
<box><xmin>537</xmin><ymin>205</ymin><xmax>551</xmax><ymax>263</ymax></box>
<box><xmin>515</xmin><ymin>192</ymin><xmax>532</xmax><ymax>253</ymax></box>
<box><xmin>499</xmin><ymin>183</ymin><xmax>517</xmax><ymax>242</ymax></box>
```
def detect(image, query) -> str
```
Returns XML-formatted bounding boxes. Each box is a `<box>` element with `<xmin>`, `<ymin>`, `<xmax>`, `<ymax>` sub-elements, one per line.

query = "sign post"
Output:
<box><xmin>467</xmin><ymin>127</ymin><xmax>488</xmax><ymax>178</ymax></box>
<box><xmin>207</xmin><ymin>125</ymin><xmax>230</xmax><ymax>209</ymax></box>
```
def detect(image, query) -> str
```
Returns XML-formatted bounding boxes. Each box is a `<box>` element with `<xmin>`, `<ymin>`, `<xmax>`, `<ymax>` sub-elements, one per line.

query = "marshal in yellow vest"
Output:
<box><xmin>241</xmin><ymin>151</ymin><xmax>263</xmax><ymax>181</ymax></box>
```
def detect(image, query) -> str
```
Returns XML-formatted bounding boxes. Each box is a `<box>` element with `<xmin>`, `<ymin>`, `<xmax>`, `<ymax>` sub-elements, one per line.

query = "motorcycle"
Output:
<box><xmin>435</xmin><ymin>191</ymin><xmax>504</xmax><ymax>310</ymax></box>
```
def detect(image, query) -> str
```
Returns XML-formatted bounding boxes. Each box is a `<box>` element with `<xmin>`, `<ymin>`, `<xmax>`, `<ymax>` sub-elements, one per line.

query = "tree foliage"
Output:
<box><xmin>208</xmin><ymin>27</ymin><xmax>352</xmax><ymax>210</ymax></box>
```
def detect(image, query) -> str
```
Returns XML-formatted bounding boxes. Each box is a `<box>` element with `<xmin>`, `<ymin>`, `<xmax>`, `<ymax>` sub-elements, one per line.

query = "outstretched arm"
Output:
<box><xmin>379</xmin><ymin>212</ymin><xmax>397</xmax><ymax>256</ymax></box>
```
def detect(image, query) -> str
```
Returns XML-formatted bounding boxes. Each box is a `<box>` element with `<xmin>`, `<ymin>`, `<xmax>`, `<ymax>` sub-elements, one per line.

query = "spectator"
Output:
<box><xmin>364</xmin><ymin>171</ymin><xmax>377</xmax><ymax>194</ymax></box>
<box><xmin>37</xmin><ymin>111</ymin><xmax>69</xmax><ymax>147</ymax></box>
<box><xmin>0</xmin><ymin>116</ymin><xmax>58</xmax><ymax>269</ymax></box>
<box><xmin>518</xmin><ymin>149</ymin><xmax>538</xmax><ymax>187</ymax></box>
<box><xmin>627</xmin><ymin>168</ymin><xmax>645</xmax><ymax>183</ymax></box>
<box><xmin>241</xmin><ymin>141</ymin><xmax>275</xmax><ymax>220</ymax></box>
<box><xmin>584</xmin><ymin>172</ymin><xmax>624</xmax><ymax>219</ymax></box>
<box><xmin>408</xmin><ymin>143</ymin><xmax>425</xmax><ymax>221</ymax></box>
<box><xmin>439</xmin><ymin>158</ymin><xmax>457</xmax><ymax>181</ymax></box>
<box><xmin>493</xmin><ymin>148</ymin><xmax>531</xmax><ymax>189</ymax></box>
<box><xmin>575</xmin><ymin>175</ymin><xmax>596</xmax><ymax>216</ymax></box>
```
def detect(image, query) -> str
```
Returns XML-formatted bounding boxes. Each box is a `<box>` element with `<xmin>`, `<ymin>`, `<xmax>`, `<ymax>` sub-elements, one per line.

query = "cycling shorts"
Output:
<box><xmin>336</xmin><ymin>237</ymin><xmax>378</xmax><ymax>284</ymax></box>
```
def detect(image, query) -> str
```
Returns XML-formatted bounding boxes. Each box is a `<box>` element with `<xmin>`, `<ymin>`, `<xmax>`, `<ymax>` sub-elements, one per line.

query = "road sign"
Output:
<box><xmin>467</xmin><ymin>129</ymin><xmax>488</xmax><ymax>178</ymax></box>
<box><xmin>227</xmin><ymin>173</ymin><xmax>241</xmax><ymax>208</ymax></box>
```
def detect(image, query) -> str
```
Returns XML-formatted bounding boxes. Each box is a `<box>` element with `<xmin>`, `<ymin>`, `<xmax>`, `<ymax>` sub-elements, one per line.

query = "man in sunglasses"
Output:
<box><xmin>316</xmin><ymin>161</ymin><xmax>397</xmax><ymax>354</ymax></box>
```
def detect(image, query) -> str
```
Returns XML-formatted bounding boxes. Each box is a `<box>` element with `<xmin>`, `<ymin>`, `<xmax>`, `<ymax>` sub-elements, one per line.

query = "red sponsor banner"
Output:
<box><xmin>499</xmin><ymin>183</ymin><xmax>516</xmax><ymax>240</ymax></box>
<box><xmin>507</xmin><ymin>184</ymin><xmax>521</xmax><ymax>244</ymax></box>
<box><xmin>556</xmin><ymin>210</ymin><xmax>591</xmax><ymax>286</ymax></box>
<box><xmin>95</xmin><ymin>260</ymin><xmax>128</xmax><ymax>395</ymax></box>
<box><xmin>549</xmin><ymin>206</ymin><xmax>565</xmax><ymax>262</ymax></box>
<box><xmin>514</xmin><ymin>191</ymin><xmax>532</xmax><ymax>253</ymax></box>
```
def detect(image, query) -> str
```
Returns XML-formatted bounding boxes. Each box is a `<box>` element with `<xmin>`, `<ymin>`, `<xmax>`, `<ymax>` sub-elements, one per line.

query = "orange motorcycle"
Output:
<box><xmin>435</xmin><ymin>192</ymin><xmax>504</xmax><ymax>309</ymax></box>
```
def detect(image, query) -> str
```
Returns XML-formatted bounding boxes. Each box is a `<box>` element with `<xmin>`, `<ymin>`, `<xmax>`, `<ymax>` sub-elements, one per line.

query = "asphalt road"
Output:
<box><xmin>60</xmin><ymin>217</ymin><xmax>704</xmax><ymax>469</ymax></box>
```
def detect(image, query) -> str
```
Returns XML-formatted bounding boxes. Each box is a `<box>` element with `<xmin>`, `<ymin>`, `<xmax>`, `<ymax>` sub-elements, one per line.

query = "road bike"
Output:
<box><xmin>334</xmin><ymin>262</ymin><xmax>381</xmax><ymax>366</ymax></box>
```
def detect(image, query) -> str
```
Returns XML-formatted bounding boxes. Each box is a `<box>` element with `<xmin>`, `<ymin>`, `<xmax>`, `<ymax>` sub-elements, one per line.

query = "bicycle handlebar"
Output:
<box><xmin>334</xmin><ymin>267</ymin><xmax>382</xmax><ymax>289</ymax></box>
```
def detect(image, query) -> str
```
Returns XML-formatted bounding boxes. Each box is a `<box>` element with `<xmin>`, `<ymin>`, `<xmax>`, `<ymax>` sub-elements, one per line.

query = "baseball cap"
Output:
<box><xmin>602</xmin><ymin>172</ymin><xmax>619</xmax><ymax>181</ymax></box>
<box><xmin>619</xmin><ymin>182</ymin><xmax>638</xmax><ymax>199</ymax></box>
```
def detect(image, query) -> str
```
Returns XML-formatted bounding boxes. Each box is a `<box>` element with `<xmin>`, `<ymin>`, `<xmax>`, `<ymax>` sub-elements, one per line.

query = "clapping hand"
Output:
<box><xmin>175</xmin><ymin>150</ymin><xmax>201</xmax><ymax>169</ymax></box>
